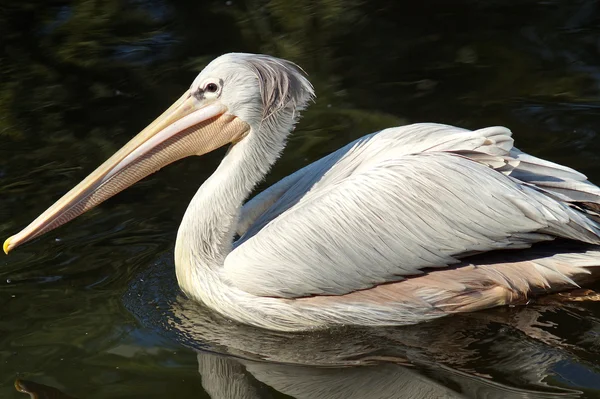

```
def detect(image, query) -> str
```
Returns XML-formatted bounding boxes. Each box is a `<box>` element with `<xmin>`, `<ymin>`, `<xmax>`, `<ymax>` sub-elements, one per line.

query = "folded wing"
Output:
<box><xmin>226</xmin><ymin>123</ymin><xmax>600</xmax><ymax>298</ymax></box>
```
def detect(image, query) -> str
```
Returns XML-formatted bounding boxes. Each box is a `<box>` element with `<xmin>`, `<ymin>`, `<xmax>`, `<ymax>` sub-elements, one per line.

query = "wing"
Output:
<box><xmin>238</xmin><ymin>123</ymin><xmax>515</xmax><ymax>238</ymax></box>
<box><xmin>225</xmin><ymin>123</ymin><xmax>600</xmax><ymax>298</ymax></box>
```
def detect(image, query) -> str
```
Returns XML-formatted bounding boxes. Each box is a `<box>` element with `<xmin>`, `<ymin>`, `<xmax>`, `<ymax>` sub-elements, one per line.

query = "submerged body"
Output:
<box><xmin>6</xmin><ymin>53</ymin><xmax>600</xmax><ymax>331</ymax></box>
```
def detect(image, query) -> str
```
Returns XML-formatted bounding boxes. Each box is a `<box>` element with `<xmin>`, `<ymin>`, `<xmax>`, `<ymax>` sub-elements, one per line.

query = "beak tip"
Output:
<box><xmin>3</xmin><ymin>236</ymin><xmax>13</xmax><ymax>255</ymax></box>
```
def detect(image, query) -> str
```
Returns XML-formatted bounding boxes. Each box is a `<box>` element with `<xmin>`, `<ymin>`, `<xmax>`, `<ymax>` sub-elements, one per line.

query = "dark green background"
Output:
<box><xmin>2</xmin><ymin>0</ymin><xmax>600</xmax><ymax>397</ymax></box>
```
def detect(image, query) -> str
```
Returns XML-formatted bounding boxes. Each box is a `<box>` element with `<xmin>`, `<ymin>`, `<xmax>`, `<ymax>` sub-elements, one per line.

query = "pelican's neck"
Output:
<box><xmin>174</xmin><ymin>122</ymin><xmax>288</xmax><ymax>295</ymax></box>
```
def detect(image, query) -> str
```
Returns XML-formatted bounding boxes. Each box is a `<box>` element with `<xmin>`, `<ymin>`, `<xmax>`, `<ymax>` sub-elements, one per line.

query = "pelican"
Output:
<box><xmin>5</xmin><ymin>53</ymin><xmax>600</xmax><ymax>331</ymax></box>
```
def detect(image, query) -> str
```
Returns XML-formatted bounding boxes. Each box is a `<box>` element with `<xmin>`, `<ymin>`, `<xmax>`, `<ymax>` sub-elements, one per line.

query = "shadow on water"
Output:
<box><xmin>3</xmin><ymin>0</ymin><xmax>600</xmax><ymax>398</ymax></box>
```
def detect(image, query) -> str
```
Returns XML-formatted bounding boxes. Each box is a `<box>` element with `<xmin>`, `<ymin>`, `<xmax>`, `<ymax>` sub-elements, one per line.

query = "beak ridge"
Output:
<box><xmin>4</xmin><ymin>92</ymin><xmax>249</xmax><ymax>253</ymax></box>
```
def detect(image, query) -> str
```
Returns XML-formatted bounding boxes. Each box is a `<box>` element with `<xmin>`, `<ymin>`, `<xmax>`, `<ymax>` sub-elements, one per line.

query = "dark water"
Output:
<box><xmin>3</xmin><ymin>0</ymin><xmax>600</xmax><ymax>397</ymax></box>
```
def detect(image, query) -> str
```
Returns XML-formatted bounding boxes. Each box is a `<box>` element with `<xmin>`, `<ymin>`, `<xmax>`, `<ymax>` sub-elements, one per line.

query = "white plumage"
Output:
<box><xmin>226</xmin><ymin>124</ymin><xmax>600</xmax><ymax>298</ymax></box>
<box><xmin>7</xmin><ymin>53</ymin><xmax>600</xmax><ymax>331</ymax></box>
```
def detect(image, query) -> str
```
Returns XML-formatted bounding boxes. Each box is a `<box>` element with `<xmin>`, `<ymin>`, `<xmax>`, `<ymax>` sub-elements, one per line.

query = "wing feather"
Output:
<box><xmin>225</xmin><ymin>124</ymin><xmax>600</xmax><ymax>298</ymax></box>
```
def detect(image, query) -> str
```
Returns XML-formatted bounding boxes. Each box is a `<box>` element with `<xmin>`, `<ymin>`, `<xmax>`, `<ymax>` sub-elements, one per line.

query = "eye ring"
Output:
<box><xmin>205</xmin><ymin>82</ymin><xmax>219</xmax><ymax>93</ymax></box>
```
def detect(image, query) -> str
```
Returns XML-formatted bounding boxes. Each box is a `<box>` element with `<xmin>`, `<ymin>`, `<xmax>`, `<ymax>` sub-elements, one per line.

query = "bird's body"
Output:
<box><xmin>6</xmin><ymin>53</ymin><xmax>600</xmax><ymax>331</ymax></box>
<box><xmin>175</xmin><ymin>121</ymin><xmax>600</xmax><ymax>331</ymax></box>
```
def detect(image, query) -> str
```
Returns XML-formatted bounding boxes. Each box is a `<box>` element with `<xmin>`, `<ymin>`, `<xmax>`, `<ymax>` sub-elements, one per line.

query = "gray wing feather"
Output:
<box><xmin>238</xmin><ymin>123</ymin><xmax>514</xmax><ymax>237</ymax></box>
<box><xmin>225</xmin><ymin>124</ymin><xmax>600</xmax><ymax>298</ymax></box>
<box><xmin>506</xmin><ymin>148</ymin><xmax>600</xmax><ymax>205</ymax></box>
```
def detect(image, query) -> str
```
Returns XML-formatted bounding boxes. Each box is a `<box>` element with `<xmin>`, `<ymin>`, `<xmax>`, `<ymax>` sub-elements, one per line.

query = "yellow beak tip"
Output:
<box><xmin>3</xmin><ymin>237</ymin><xmax>13</xmax><ymax>255</ymax></box>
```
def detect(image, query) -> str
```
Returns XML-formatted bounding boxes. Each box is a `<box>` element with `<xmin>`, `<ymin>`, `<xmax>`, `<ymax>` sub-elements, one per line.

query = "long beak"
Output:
<box><xmin>4</xmin><ymin>92</ymin><xmax>249</xmax><ymax>254</ymax></box>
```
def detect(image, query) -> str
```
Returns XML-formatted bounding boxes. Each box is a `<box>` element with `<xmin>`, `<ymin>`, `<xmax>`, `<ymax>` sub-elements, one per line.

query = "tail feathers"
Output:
<box><xmin>509</xmin><ymin>148</ymin><xmax>587</xmax><ymax>181</ymax></box>
<box><xmin>507</xmin><ymin>148</ymin><xmax>600</xmax><ymax>209</ymax></box>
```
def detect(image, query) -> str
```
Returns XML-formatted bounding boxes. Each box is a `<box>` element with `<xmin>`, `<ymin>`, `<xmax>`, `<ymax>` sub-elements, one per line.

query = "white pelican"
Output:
<box><xmin>5</xmin><ymin>53</ymin><xmax>600</xmax><ymax>331</ymax></box>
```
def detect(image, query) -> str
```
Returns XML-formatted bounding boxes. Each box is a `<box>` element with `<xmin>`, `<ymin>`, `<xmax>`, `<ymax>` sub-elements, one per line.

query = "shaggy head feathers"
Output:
<box><xmin>192</xmin><ymin>53</ymin><xmax>315</xmax><ymax>128</ymax></box>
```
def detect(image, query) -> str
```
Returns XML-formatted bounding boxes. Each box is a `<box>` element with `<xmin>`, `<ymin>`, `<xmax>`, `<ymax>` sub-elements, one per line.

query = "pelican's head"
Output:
<box><xmin>4</xmin><ymin>53</ymin><xmax>314</xmax><ymax>253</ymax></box>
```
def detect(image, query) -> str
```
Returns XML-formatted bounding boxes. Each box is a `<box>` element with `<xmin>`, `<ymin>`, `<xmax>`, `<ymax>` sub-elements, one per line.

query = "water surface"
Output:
<box><xmin>2</xmin><ymin>0</ymin><xmax>600</xmax><ymax>397</ymax></box>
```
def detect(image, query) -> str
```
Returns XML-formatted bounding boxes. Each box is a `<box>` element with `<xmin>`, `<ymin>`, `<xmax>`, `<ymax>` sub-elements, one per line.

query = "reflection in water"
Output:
<box><xmin>3</xmin><ymin>0</ymin><xmax>600</xmax><ymax>398</ymax></box>
<box><xmin>121</xmin><ymin>258</ymin><xmax>600</xmax><ymax>398</ymax></box>
<box><xmin>14</xmin><ymin>379</ymin><xmax>77</xmax><ymax>399</ymax></box>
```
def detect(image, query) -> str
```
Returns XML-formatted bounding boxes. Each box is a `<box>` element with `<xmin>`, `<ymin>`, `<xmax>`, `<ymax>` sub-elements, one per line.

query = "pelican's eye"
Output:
<box><xmin>194</xmin><ymin>80</ymin><xmax>221</xmax><ymax>100</ymax></box>
<box><xmin>205</xmin><ymin>82</ymin><xmax>219</xmax><ymax>93</ymax></box>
